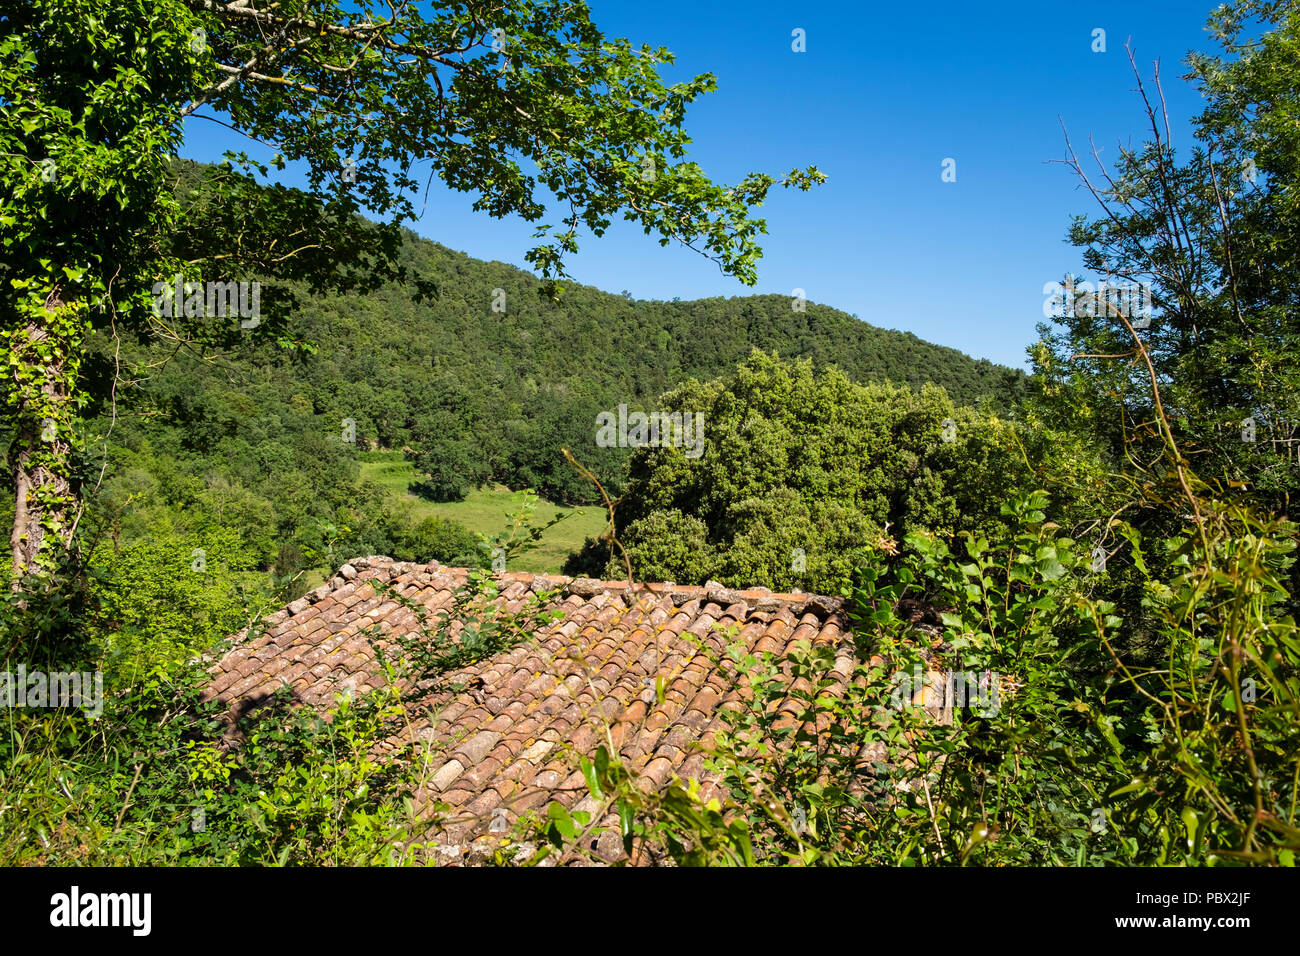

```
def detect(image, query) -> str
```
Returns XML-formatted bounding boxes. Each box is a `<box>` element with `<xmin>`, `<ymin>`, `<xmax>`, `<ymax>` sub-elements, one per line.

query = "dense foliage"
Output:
<box><xmin>566</xmin><ymin>350</ymin><xmax>1094</xmax><ymax>593</ymax></box>
<box><xmin>545</xmin><ymin>487</ymin><xmax>1298</xmax><ymax>867</ymax></box>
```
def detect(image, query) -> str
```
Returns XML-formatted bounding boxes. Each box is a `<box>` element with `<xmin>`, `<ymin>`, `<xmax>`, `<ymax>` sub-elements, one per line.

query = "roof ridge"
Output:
<box><xmin>274</xmin><ymin>555</ymin><xmax>846</xmax><ymax>620</ymax></box>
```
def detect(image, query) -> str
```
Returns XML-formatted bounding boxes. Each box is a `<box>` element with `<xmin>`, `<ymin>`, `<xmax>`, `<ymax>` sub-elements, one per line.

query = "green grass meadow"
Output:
<box><xmin>357</xmin><ymin>450</ymin><xmax>609</xmax><ymax>574</ymax></box>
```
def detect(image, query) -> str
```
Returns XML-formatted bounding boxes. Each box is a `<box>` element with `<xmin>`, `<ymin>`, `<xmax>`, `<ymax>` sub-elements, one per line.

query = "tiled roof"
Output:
<box><xmin>201</xmin><ymin>556</ymin><xmax>857</xmax><ymax>863</ymax></box>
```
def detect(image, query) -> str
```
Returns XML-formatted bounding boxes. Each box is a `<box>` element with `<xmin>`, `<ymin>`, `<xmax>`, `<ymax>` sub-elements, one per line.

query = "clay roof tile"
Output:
<box><xmin>205</xmin><ymin>558</ymin><xmax>855</xmax><ymax>863</ymax></box>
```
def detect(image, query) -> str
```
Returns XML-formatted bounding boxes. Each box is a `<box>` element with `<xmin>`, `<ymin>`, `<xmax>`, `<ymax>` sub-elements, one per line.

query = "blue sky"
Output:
<box><xmin>180</xmin><ymin>1</ymin><xmax>1223</xmax><ymax>369</ymax></box>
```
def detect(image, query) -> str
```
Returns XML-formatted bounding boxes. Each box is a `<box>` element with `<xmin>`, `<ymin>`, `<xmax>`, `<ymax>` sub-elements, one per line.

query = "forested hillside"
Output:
<box><xmin>126</xmin><ymin>162</ymin><xmax>1021</xmax><ymax>507</ymax></box>
<box><xmin>47</xmin><ymin>161</ymin><xmax>1024</xmax><ymax>592</ymax></box>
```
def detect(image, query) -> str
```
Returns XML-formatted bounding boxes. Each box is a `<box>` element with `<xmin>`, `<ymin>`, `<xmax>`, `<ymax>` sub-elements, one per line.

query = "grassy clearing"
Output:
<box><xmin>357</xmin><ymin>450</ymin><xmax>608</xmax><ymax>574</ymax></box>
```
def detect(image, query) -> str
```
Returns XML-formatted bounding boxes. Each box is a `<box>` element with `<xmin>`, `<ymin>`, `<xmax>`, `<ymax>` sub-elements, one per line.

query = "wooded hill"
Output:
<box><xmin>36</xmin><ymin>163</ymin><xmax>1021</xmax><ymax>592</ymax></box>
<box><xmin>117</xmin><ymin>165</ymin><xmax>1023</xmax><ymax>510</ymax></box>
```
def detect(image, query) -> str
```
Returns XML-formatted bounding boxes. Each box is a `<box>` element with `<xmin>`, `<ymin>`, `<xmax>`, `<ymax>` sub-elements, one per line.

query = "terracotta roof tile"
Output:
<box><xmin>203</xmin><ymin>555</ymin><xmax>857</xmax><ymax>863</ymax></box>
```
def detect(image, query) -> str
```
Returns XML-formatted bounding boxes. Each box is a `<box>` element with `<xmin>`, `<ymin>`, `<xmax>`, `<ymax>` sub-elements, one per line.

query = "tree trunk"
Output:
<box><xmin>6</xmin><ymin>302</ymin><xmax>83</xmax><ymax>591</ymax></box>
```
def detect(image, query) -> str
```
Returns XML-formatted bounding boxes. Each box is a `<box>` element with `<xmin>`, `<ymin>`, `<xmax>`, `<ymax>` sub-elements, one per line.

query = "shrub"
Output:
<box><xmin>532</xmin><ymin>489</ymin><xmax>1299</xmax><ymax>866</ymax></box>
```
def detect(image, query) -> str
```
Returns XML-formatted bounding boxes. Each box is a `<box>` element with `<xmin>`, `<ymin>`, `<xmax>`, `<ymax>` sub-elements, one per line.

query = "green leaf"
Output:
<box><xmin>580</xmin><ymin>755</ymin><xmax>602</xmax><ymax>799</ymax></box>
<box><xmin>618</xmin><ymin>800</ymin><xmax>634</xmax><ymax>848</ymax></box>
<box><xmin>546</xmin><ymin>801</ymin><xmax>576</xmax><ymax>840</ymax></box>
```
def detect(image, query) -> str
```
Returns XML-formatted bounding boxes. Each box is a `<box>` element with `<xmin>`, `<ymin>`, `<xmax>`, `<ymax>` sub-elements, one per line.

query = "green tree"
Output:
<box><xmin>570</xmin><ymin>351</ymin><xmax>1071</xmax><ymax>593</ymax></box>
<box><xmin>396</xmin><ymin>515</ymin><xmax>480</xmax><ymax>567</ymax></box>
<box><xmin>1033</xmin><ymin>2</ymin><xmax>1300</xmax><ymax>530</ymax></box>
<box><xmin>1</xmin><ymin>0</ymin><xmax>823</xmax><ymax>614</ymax></box>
